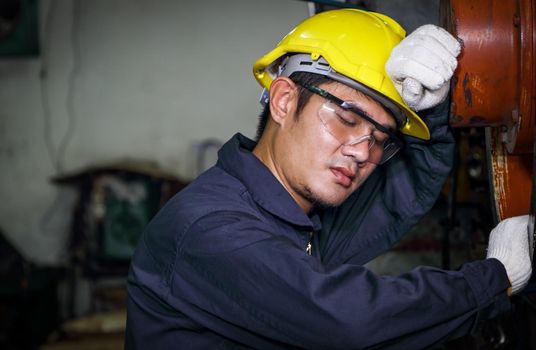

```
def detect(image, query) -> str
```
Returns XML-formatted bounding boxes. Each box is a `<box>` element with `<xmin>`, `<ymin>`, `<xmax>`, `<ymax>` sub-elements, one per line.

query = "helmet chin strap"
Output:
<box><xmin>259</xmin><ymin>54</ymin><xmax>408</xmax><ymax>129</ymax></box>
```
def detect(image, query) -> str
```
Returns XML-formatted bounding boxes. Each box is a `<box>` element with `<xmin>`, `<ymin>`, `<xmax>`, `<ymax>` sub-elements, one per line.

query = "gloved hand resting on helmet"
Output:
<box><xmin>486</xmin><ymin>215</ymin><xmax>533</xmax><ymax>295</ymax></box>
<box><xmin>386</xmin><ymin>24</ymin><xmax>461</xmax><ymax>111</ymax></box>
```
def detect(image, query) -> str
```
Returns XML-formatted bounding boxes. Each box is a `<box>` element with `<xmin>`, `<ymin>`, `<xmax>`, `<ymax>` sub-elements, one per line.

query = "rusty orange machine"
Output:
<box><xmin>441</xmin><ymin>0</ymin><xmax>536</xmax><ymax>260</ymax></box>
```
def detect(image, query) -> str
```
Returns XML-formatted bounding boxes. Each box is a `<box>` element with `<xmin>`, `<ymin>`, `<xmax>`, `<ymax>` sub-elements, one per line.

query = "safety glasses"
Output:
<box><xmin>297</xmin><ymin>82</ymin><xmax>404</xmax><ymax>165</ymax></box>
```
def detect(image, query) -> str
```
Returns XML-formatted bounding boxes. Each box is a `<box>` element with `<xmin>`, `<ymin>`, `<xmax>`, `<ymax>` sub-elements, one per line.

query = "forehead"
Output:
<box><xmin>317</xmin><ymin>82</ymin><xmax>397</xmax><ymax>128</ymax></box>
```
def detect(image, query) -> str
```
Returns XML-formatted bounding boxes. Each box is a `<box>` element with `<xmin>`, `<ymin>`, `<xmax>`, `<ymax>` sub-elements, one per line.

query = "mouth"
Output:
<box><xmin>330</xmin><ymin>167</ymin><xmax>356</xmax><ymax>188</ymax></box>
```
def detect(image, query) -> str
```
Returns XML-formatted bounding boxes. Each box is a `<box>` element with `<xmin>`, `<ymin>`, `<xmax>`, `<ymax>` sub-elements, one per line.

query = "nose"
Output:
<box><xmin>340</xmin><ymin>137</ymin><xmax>372</xmax><ymax>163</ymax></box>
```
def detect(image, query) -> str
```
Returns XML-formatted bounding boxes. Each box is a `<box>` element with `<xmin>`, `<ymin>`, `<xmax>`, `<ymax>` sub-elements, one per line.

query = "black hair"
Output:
<box><xmin>254</xmin><ymin>71</ymin><xmax>332</xmax><ymax>141</ymax></box>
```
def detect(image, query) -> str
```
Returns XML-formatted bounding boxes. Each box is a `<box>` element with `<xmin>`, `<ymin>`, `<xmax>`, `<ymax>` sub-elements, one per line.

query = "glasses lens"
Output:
<box><xmin>318</xmin><ymin>101</ymin><xmax>368</xmax><ymax>141</ymax></box>
<box><xmin>318</xmin><ymin>101</ymin><xmax>401</xmax><ymax>164</ymax></box>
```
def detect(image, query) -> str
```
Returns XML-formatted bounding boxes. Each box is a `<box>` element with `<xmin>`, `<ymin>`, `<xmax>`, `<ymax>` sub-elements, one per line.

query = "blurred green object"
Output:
<box><xmin>0</xmin><ymin>0</ymin><xmax>39</xmax><ymax>57</ymax></box>
<box><xmin>98</xmin><ymin>177</ymin><xmax>159</xmax><ymax>261</ymax></box>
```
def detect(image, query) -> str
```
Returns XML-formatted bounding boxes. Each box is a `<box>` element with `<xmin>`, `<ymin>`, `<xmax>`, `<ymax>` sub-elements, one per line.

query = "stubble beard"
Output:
<box><xmin>297</xmin><ymin>184</ymin><xmax>344</xmax><ymax>211</ymax></box>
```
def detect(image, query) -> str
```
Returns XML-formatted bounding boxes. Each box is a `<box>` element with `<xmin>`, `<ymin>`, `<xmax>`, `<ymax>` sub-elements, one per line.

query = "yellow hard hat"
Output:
<box><xmin>253</xmin><ymin>9</ymin><xmax>430</xmax><ymax>140</ymax></box>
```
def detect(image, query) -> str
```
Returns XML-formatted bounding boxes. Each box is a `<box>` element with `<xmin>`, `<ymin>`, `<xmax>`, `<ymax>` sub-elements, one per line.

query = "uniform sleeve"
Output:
<box><xmin>158</xmin><ymin>211</ymin><xmax>510</xmax><ymax>350</ymax></box>
<box><xmin>318</xmin><ymin>99</ymin><xmax>456</xmax><ymax>267</ymax></box>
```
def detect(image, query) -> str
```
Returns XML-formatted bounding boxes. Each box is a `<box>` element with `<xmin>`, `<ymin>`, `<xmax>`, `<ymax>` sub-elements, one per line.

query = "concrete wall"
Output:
<box><xmin>0</xmin><ymin>0</ymin><xmax>309</xmax><ymax>264</ymax></box>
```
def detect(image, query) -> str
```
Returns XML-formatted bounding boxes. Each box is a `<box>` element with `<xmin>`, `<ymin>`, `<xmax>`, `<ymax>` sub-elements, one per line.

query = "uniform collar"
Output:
<box><xmin>217</xmin><ymin>133</ymin><xmax>321</xmax><ymax>230</ymax></box>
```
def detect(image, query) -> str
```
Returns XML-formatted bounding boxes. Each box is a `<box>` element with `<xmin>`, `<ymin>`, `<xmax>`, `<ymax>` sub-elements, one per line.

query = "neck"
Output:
<box><xmin>253</xmin><ymin>135</ymin><xmax>312</xmax><ymax>214</ymax></box>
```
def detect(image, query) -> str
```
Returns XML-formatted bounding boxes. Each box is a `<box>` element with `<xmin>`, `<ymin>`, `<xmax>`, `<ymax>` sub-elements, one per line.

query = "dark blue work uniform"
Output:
<box><xmin>125</xmin><ymin>102</ymin><xmax>511</xmax><ymax>349</ymax></box>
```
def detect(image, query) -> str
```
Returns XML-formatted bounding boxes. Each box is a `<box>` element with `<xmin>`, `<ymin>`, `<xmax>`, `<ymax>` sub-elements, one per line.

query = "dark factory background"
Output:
<box><xmin>0</xmin><ymin>0</ymin><xmax>535</xmax><ymax>349</ymax></box>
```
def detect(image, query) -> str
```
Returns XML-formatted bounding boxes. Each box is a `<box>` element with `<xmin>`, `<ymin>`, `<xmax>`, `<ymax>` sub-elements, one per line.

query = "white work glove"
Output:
<box><xmin>386</xmin><ymin>24</ymin><xmax>461</xmax><ymax>111</ymax></box>
<box><xmin>486</xmin><ymin>215</ymin><xmax>533</xmax><ymax>295</ymax></box>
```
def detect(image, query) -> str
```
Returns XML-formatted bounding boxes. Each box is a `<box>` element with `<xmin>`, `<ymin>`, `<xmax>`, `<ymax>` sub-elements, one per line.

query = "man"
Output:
<box><xmin>125</xmin><ymin>9</ymin><xmax>532</xmax><ymax>349</ymax></box>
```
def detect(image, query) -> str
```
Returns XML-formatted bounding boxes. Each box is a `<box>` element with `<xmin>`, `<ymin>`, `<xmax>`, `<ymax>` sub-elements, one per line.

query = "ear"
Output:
<box><xmin>268</xmin><ymin>77</ymin><xmax>298</xmax><ymax>126</ymax></box>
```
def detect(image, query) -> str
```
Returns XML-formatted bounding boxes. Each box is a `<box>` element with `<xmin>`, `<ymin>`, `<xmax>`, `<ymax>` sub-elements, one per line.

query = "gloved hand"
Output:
<box><xmin>385</xmin><ymin>24</ymin><xmax>461</xmax><ymax>111</ymax></box>
<box><xmin>486</xmin><ymin>215</ymin><xmax>533</xmax><ymax>295</ymax></box>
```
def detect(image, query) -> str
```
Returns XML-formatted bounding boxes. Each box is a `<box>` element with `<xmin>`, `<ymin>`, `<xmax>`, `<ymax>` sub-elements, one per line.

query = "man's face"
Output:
<box><xmin>273</xmin><ymin>81</ymin><xmax>397</xmax><ymax>211</ymax></box>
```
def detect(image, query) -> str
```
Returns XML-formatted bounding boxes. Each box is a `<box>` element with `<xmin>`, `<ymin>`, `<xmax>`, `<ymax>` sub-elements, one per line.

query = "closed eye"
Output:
<box><xmin>336</xmin><ymin>112</ymin><xmax>357</xmax><ymax>126</ymax></box>
<box><xmin>372</xmin><ymin>130</ymin><xmax>389</xmax><ymax>144</ymax></box>
<box><xmin>333</xmin><ymin>105</ymin><xmax>360</xmax><ymax>127</ymax></box>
